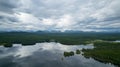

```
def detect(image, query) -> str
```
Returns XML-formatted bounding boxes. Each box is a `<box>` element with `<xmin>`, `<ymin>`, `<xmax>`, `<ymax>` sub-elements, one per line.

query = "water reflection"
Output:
<box><xmin>0</xmin><ymin>42</ymin><xmax>115</xmax><ymax>67</ymax></box>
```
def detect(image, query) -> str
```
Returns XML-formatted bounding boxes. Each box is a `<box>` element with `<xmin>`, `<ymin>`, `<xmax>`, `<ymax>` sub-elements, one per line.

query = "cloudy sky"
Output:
<box><xmin>0</xmin><ymin>0</ymin><xmax>120</xmax><ymax>32</ymax></box>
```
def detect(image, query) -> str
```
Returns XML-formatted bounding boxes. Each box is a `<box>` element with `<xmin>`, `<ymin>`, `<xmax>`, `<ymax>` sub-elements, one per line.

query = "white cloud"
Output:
<box><xmin>91</xmin><ymin>0</ymin><xmax>120</xmax><ymax>21</ymax></box>
<box><xmin>0</xmin><ymin>0</ymin><xmax>120</xmax><ymax>32</ymax></box>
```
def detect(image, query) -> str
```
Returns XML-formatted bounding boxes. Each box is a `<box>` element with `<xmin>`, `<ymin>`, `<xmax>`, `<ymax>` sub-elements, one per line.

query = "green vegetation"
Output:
<box><xmin>63</xmin><ymin>50</ymin><xmax>81</xmax><ymax>57</ymax></box>
<box><xmin>0</xmin><ymin>43</ymin><xmax>12</xmax><ymax>47</ymax></box>
<box><xmin>64</xmin><ymin>51</ymin><xmax>74</xmax><ymax>57</ymax></box>
<box><xmin>76</xmin><ymin>50</ymin><xmax>81</xmax><ymax>54</ymax></box>
<box><xmin>0</xmin><ymin>32</ymin><xmax>120</xmax><ymax>46</ymax></box>
<box><xmin>82</xmin><ymin>41</ymin><xmax>120</xmax><ymax>66</ymax></box>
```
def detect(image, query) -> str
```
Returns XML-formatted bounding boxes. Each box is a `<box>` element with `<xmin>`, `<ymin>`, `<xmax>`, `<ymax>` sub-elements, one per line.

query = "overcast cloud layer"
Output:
<box><xmin>0</xmin><ymin>0</ymin><xmax>120</xmax><ymax>32</ymax></box>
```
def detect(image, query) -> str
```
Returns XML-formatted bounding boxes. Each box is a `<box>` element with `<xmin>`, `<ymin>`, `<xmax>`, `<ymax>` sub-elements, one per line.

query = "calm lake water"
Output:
<box><xmin>0</xmin><ymin>42</ymin><xmax>116</xmax><ymax>67</ymax></box>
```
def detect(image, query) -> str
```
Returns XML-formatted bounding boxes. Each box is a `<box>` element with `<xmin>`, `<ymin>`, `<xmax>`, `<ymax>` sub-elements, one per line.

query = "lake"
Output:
<box><xmin>0</xmin><ymin>42</ymin><xmax>116</xmax><ymax>67</ymax></box>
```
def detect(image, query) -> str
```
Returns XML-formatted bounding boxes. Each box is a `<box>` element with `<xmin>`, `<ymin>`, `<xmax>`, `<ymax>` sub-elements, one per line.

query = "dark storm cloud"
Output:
<box><xmin>0</xmin><ymin>0</ymin><xmax>20</xmax><ymax>26</ymax></box>
<box><xmin>0</xmin><ymin>0</ymin><xmax>20</xmax><ymax>13</ymax></box>
<box><xmin>6</xmin><ymin>17</ymin><xmax>19</xmax><ymax>22</ymax></box>
<box><xmin>101</xmin><ymin>16</ymin><xmax>120</xmax><ymax>22</ymax></box>
<box><xmin>0</xmin><ymin>16</ymin><xmax>4</xmax><ymax>19</ymax></box>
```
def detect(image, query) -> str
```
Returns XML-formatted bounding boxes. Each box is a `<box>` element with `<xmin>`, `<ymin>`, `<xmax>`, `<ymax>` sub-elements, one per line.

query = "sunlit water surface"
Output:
<box><xmin>0</xmin><ymin>42</ymin><xmax>116</xmax><ymax>67</ymax></box>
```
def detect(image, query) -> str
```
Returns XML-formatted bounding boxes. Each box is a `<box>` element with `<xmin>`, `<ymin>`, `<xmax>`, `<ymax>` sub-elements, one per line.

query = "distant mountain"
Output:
<box><xmin>0</xmin><ymin>30</ymin><xmax>120</xmax><ymax>33</ymax></box>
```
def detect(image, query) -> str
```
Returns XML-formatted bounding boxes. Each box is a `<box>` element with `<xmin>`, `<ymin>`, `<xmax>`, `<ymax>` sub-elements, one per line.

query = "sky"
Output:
<box><xmin>0</xmin><ymin>0</ymin><xmax>120</xmax><ymax>32</ymax></box>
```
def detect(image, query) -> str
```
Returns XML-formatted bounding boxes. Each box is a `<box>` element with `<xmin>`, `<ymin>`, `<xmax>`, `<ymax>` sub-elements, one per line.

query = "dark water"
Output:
<box><xmin>0</xmin><ymin>42</ymin><xmax>115</xmax><ymax>67</ymax></box>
